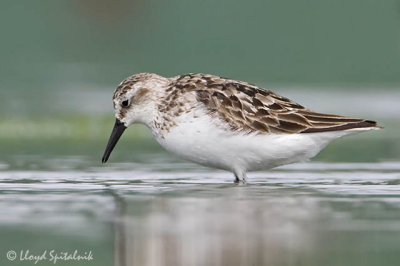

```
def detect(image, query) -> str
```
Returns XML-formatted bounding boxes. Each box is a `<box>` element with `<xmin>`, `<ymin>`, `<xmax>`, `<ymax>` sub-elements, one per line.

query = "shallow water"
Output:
<box><xmin>1</xmin><ymin>148</ymin><xmax>400</xmax><ymax>266</ymax></box>
<box><xmin>2</xmin><ymin>0</ymin><xmax>400</xmax><ymax>264</ymax></box>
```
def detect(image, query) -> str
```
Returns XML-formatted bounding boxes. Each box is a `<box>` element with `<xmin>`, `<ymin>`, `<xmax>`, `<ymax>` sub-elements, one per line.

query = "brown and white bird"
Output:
<box><xmin>102</xmin><ymin>73</ymin><xmax>380</xmax><ymax>182</ymax></box>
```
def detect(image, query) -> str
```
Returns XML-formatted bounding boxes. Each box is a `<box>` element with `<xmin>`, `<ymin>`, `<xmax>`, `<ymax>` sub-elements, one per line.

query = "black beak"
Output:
<box><xmin>102</xmin><ymin>119</ymin><xmax>127</xmax><ymax>163</ymax></box>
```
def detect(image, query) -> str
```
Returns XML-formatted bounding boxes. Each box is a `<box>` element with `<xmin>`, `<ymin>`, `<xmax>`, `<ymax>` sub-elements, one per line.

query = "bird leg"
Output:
<box><xmin>234</xmin><ymin>171</ymin><xmax>247</xmax><ymax>184</ymax></box>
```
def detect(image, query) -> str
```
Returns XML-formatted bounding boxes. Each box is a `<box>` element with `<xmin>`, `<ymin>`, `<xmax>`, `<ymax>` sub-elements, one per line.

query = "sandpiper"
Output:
<box><xmin>102</xmin><ymin>73</ymin><xmax>380</xmax><ymax>182</ymax></box>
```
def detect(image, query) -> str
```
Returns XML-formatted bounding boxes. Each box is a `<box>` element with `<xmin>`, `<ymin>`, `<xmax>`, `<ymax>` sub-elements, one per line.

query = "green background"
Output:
<box><xmin>1</xmin><ymin>1</ymin><xmax>400</xmax><ymax>266</ymax></box>
<box><xmin>0</xmin><ymin>0</ymin><xmax>399</xmax><ymax>159</ymax></box>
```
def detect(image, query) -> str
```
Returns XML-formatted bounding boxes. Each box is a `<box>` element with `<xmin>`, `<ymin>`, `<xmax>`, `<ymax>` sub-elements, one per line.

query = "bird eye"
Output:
<box><xmin>121</xmin><ymin>100</ymin><xmax>129</xmax><ymax>107</ymax></box>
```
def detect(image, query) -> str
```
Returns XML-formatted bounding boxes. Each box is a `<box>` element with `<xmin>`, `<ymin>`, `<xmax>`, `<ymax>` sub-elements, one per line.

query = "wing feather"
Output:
<box><xmin>171</xmin><ymin>74</ymin><xmax>379</xmax><ymax>134</ymax></box>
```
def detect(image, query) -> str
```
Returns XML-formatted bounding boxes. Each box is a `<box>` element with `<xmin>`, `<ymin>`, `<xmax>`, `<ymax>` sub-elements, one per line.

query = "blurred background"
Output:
<box><xmin>1</xmin><ymin>1</ymin><xmax>400</xmax><ymax>266</ymax></box>
<box><xmin>1</xmin><ymin>0</ymin><xmax>399</xmax><ymax>159</ymax></box>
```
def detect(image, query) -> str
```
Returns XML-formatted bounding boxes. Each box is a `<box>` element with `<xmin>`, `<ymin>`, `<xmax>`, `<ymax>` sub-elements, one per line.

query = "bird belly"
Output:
<box><xmin>154</xmin><ymin>111</ymin><xmax>355</xmax><ymax>173</ymax></box>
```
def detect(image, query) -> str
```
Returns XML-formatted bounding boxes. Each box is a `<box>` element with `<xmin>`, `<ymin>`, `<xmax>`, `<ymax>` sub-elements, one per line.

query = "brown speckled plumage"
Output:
<box><xmin>111</xmin><ymin>73</ymin><xmax>378</xmax><ymax>135</ymax></box>
<box><xmin>155</xmin><ymin>73</ymin><xmax>378</xmax><ymax>134</ymax></box>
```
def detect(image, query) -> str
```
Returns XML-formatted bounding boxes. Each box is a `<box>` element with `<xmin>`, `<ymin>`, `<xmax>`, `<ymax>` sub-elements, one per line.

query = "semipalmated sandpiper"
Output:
<box><xmin>102</xmin><ymin>73</ymin><xmax>380</xmax><ymax>182</ymax></box>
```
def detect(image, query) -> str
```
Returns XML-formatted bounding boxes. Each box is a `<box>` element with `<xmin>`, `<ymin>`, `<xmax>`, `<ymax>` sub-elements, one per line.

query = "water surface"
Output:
<box><xmin>1</xmin><ymin>146</ymin><xmax>400</xmax><ymax>266</ymax></box>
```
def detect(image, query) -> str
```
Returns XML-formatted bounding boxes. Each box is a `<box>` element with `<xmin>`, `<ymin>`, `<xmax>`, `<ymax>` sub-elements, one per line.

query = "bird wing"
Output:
<box><xmin>173</xmin><ymin>74</ymin><xmax>378</xmax><ymax>134</ymax></box>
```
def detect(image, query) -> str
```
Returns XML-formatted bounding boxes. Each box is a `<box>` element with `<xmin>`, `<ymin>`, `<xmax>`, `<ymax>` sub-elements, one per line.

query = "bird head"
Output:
<box><xmin>102</xmin><ymin>73</ymin><xmax>169</xmax><ymax>163</ymax></box>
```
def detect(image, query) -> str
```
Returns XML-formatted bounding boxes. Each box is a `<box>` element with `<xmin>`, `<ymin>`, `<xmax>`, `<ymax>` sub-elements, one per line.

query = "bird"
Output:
<box><xmin>102</xmin><ymin>73</ymin><xmax>380</xmax><ymax>183</ymax></box>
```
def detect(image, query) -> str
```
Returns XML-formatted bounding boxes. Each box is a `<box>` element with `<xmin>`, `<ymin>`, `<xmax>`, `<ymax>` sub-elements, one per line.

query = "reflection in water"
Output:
<box><xmin>114</xmin><ymin>186</ymin><xmax>314</xmax><ymax>266</ymax></box>
<box><xmin>1</xmin><ymin>161</ymin><xmax>400</xmax><ymax>266</ymax></box>
<box><xmin>113</xmin><ymin>185</ymin><xmax>400</xmax><ymax>266</ymax></box>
